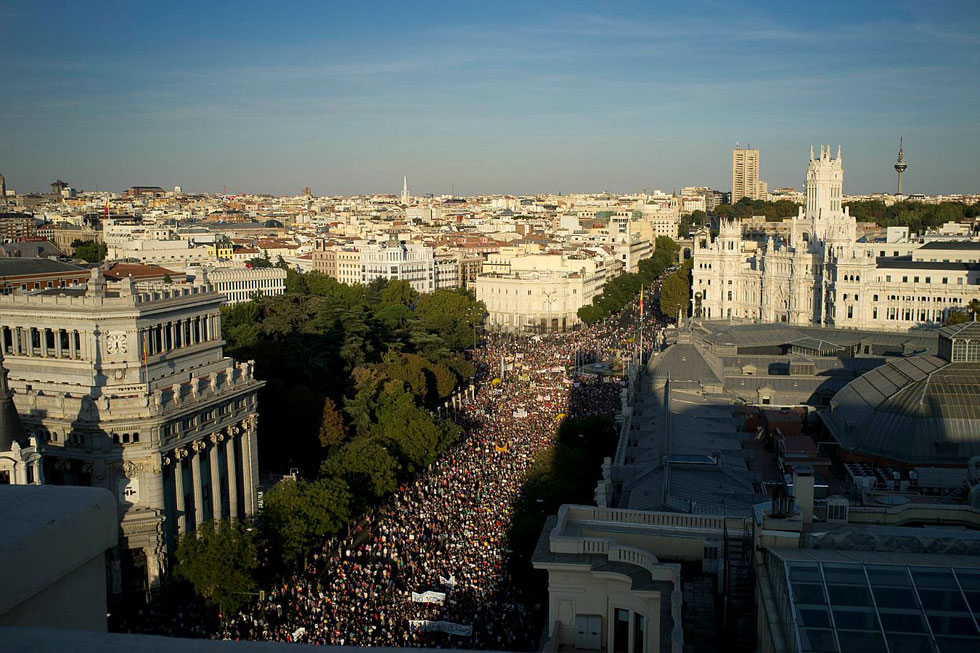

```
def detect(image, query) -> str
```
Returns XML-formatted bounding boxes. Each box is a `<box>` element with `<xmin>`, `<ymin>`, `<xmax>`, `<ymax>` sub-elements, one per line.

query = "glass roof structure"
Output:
<box><xmin>768</xmin><ymin>552</ymin><xmax>980</xmax><ymax>652</ymax></box>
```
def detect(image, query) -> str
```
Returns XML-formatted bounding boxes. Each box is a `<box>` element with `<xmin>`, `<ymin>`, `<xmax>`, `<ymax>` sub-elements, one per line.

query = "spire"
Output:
<box><xmin>810</xmin><ymin>145</ymin><xmax>814</xmax><ymax>160</ymax></box>
<box><xmin>0</xmin><ymin>349</ymin><xmax>27</xmax><ymax>452</ymax></box>
<box><xmin>836</xmin><ymin>144</ymin><xmax>841</xmax><ymax>162</ymax></box>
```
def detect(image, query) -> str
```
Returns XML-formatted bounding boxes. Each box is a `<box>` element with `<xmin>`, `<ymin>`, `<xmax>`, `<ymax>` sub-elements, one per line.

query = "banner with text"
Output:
<box><xmin>409</xmin><ymin>620</ymin><xmax>473</xmax><ymax>636</ymax></box>
<box><xmin>411</xmin><ymin>591</ymin><xmax>446</xmax><ymax>604</ymax></box>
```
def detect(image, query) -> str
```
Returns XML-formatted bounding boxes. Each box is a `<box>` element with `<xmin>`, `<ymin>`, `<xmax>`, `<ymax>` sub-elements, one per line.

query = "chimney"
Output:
<box><xmin>793</xmin><ymin>465</ymin><xmax>815</xmax><ymax>525</ymax></box>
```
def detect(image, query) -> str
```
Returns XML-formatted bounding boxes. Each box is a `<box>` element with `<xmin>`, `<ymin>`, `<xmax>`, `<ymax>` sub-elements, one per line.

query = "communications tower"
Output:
<box><xmin>894</xmin><ymin>137</ymin><xmax>908</xmax><ymax>195</ymax></box>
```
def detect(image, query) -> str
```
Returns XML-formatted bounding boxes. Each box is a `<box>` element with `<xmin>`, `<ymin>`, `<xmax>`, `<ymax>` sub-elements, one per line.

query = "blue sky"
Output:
<box><xmin>1</xmin><ymin>0</ymin><xmax>978</xmax><ymax>196</ymax></box>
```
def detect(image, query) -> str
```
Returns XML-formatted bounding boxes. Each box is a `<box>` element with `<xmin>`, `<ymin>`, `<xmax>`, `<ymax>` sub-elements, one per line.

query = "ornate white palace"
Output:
<box><xmin>692</xmin><ymin>145</ymin><xmax>980</xmax><ymax>330</ymax></box>
<box><xmin>0</xmin><ymin>268</ymin><xmax>263</xmax><ymax>596</ymax></box>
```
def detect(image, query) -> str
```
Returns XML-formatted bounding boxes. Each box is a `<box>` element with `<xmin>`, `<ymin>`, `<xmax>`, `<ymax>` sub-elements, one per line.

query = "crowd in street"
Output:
<box><xmin>214</xmin><ymin>294</ymin><xmax>666</xmax><ymax>648</ymax></box>
<box><xmin>116</xmin><ymin>283</ymin><xmax>667</xmax><ymax>647</ymax></box>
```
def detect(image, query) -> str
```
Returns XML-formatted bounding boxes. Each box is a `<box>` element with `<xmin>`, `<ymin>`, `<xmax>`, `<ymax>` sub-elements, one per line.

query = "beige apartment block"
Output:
<box><xmin>731</xmin><ymin>145</ymin><xmax>762</xmax><ymax>202</ymax></box>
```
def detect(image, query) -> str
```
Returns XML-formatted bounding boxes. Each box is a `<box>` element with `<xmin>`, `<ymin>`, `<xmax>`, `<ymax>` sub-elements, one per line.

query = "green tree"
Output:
<box><xmin>414</xmin><ymin>289</ymin><xmax>484</xmax><ymax>351</ymax></box>
<box><xmin>162</xmin><ymin>273</ymin><xmax>173</xmax><ymax>284</ymax></box>
<box><xmin>71</xmin><ymin>239</ymin><xmax>107</xmax><ymax>263</ymax></box>
<box><xmin>284</xmin><ymin>268</ymin><xmax>308</xmax><ymax>294</ymax></box>
<box><xmin>946</xmin><ymin>299</ymin><xmax>980</xmax><ymax>325</ymax></box>
<box><xmin>379</xmin><ymin>279</ymin><xmax>419</xmax><ymax>307</ymax></box>
<box><xmin>321</xmin><ymin>437</ymin><xmax>399</xmax><ymax>503</ymax></box>
<box><xmin>946</xmin><ymin>311</ymin><xmax>969</xmax><ymax>326</ymax></box>
<box><xmin>249</xmin><ymin>254</ymin><xmax>272</xmax><ymax>268</ymax></box>
<box><xmin>660</xmin><ymin>264</ymin><xmax>691</xmax><ymax>319</ymax></box>
<box><xmin>174</xmin><ymin>520</ymin><xmax>259</xmax><ymax>612</ymax></box>
<box><xmin>369</xmin><ymin>387</ymin><xmax>460</xmax><ymax>472</ymax></box>
<box><xmin>262</xmin><ymin>477</ymin><xmax>351</xmax><ymax>566</ymax></box>
<box><xmin>318</xmin><ymin>396</ymin><xmax>347</xmax><ymax>448</ymax></box>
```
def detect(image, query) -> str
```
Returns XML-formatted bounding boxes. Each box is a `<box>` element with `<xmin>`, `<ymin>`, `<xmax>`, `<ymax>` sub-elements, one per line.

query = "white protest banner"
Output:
<box><xmin>411</xmin><ymin>591</ymin><xmax>446</xmax><ymax>604</ymax></box>
<box><xmin>292</xmin><ymin>627</ymin><xmax>306</xmax><ymax>640</ymax></box>
<box><xmin>409</xmin><ymin>620</ymin><xmax>473</xmax><ymax>636</ymax></box>
<box><xmin>439</xmin><ymin>574</ymin><xmax>456</xmax><ymax>587</ymax></box>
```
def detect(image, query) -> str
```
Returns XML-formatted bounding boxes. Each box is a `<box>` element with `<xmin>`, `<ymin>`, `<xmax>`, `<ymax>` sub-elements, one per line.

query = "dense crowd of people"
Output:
<box><xmin>119</xmin><ymin>284</ymin><xmax>666</xmax><ymax>647</ymax></box>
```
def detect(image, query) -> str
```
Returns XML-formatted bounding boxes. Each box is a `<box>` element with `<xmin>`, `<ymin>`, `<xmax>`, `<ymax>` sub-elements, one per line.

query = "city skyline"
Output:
<box><xmin>2</xmin><ymin>1</ymin><xmax>979</xmax><ymax>196</ymax></box>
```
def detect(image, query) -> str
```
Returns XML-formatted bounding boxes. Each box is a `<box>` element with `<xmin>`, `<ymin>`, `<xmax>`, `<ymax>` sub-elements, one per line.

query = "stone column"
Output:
<box><xmin>226</xmin><ymin>434</ymin><xmax>239</xmax><ymax>519</ymax></box>
<box><xmin>40</xmin><ymin>328</ymin><xmax>48</xmax><ymax>357</ymax></box>
<box><xmin>209</xmin><ymin>436</ymin><xmax>221</xmax><ymax>520</ymax></box>
<box><xmin>240</xmin><ymin>425</ymin><xmax>255</xmax><ymax>515</ymax></box>
<box><xmin>191</xmin><ymin>443</ymin><xmax>205</xmax><ymax>527</ymax></box>
<box><xmin>69</xmin><ymin>330</ymin><xmax>77</xmax><ymax>359</ymax></box>
<box><xmin>55</xmin><ymin>329</ymin><xmax>63</xmax><ymax>358</ymax></box>
<box><xmin>173</xmin><ymin>454</ymin><xmax>186</xmax><ymax>535</ymax></box>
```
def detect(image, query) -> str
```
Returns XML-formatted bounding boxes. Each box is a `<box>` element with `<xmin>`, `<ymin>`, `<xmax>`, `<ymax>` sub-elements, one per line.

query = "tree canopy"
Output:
<box><xmin>578</xmin><ymin>236</ymin><xmax>681</xmax><ymax>325</ymax></box>
<box><xmin>215</xmin><ymin>272</ymin><xmax>481</xmax><ymax>589</ymax></box>
<box><xmin>844</xmin><ymin>200</ymin><xmax>980</xmax><ymax>233</ymax></box>
<box><xmin>174</xmin><ymin>520</ymin><xmax>259</xmax><ymax>612</ymax></box>
<box><xmin>71</xmin><ymin>239</ymin><xmax>107</xmax><ymax>263</ymax></box>
<box><xmin>659</xmin><ymin>258</ymin><xmax>692</xmax><ymax>320</ymax></box>
<box><xmin>261</xmin><ymin>477</ymin><xmax>351</xmax><ymax>566</ymax></box>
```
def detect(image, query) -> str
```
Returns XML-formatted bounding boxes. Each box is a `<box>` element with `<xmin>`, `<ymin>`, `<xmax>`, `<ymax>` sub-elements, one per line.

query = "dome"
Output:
<box><xmin>821</xmin><ymin>353</ymin><xmax>980</xmax><ymax>465</ymax></box>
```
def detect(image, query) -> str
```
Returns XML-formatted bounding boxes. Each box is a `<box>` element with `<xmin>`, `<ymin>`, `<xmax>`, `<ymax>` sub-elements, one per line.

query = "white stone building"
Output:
<box><xmin>360</xmin><ymin>237</ymin><xmax>438</xmax><ymax>293</ymax></box>
<box><xmin>0</xmin><ymin>269</ymin><xmax>264</xmax><ymax>596</ymax></box>
<box><xmin>197</xmin><ymin>267</ymin><xmax>287</xmax><ymax>305</ymax></box>
<box><xmin>475</xmin><ymin>255</ymin><xmax>609</xmax><ymax>333</ymax></box>
<box><xmin>692</xmin><ymin>145</ymin><xmax>980</xmax><ymax>330</ymax></box>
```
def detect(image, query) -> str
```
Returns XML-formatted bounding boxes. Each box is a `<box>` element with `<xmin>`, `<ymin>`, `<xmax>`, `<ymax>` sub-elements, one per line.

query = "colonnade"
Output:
<box><xmin>140</xmin><ymin>312</ymin><xmax>220</xmax><ymax>356</ymax></box>
<box><xmin>162</xmin><ymin>420</ymin><xmax>255</xmax><ymax>535</ymax></box>
<box><xmin>1</xmin><ymin>325</ymin><xmax>83</xmax><ymax>358</ymax></box>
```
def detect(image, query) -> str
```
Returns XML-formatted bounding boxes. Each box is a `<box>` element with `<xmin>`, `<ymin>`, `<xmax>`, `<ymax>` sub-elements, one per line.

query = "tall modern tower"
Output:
<box><xmin>731</xmin><ymin>144</ymin><xmax>762</xmax><ymax>202</ymax></box>
<box><xmin>894</xmin><ymin>137</ymin><xmax>908</xmax><ymax>195</ymax></box>
<box><xmin>401</xmin><ymin>176</ymin><xmax>409</xmax><ymax>204</ymax></box>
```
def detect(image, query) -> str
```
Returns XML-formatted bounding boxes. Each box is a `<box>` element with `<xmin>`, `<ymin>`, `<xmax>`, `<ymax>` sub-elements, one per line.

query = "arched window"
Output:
<box><xmin>952</xmin><ymin>339</ymin><xmax>967</xmax><ymax>362</ymax></box>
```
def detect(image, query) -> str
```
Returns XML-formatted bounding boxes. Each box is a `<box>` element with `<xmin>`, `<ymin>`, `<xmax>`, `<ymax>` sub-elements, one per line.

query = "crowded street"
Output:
<box><xmin>116</xmin><ymin>287</ymin><xmax>666</xmax><ymax>647</ymax></box>
<box><xmin>215</xmin><ymin>294</ymin><xmax>663</xmax><ymax>648</ymax></box>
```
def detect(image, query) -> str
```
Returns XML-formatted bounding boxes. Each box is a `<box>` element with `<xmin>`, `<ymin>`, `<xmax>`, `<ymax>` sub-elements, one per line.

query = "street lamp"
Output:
<box><xmin>542</xmin><ymin>290</ymin><xmax>557</xmax><ymax>334</ymax></box>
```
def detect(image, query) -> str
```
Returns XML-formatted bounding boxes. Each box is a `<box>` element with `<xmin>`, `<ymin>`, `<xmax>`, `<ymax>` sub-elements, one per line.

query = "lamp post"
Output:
<box><xmin>542</xmin><ymin>290</ymin><xmax>557</xmax><ymax>334</ymax></box>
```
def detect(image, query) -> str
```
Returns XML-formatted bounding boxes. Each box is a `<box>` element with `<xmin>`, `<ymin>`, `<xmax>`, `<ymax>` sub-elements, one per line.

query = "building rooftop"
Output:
<box><xmin>821</xmin><ymin>355</ymin><xmax>980</xmax><ymax>465</ymax></box>
<box><xmin>918</xmin><ymin>241</ymin><xmax>980</xmax><ymax>250</ymax></box>
<box><xmin>877</xmin><ymin>258</ymin><xmax>980</xmax><ymax>271</ymax></box>
<box><xmin>0</xmin><ymin>258</ymin><xmax>86</xmax><ymax>277</ymax></box>
<box><xmin>766</xmin><ymin>547</ymin><xmax>980</xmax><ymax>653</ymax></box>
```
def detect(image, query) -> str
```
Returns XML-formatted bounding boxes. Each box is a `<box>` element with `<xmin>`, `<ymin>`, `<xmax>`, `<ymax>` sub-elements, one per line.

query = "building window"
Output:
<box><xmin>827</xmin><ymin>503</ymin><xmax>848</xmax><ymax>521</ymax></box>
<box><xmin>614</xmin><ymin>609</ymin><xmax>630</xmax><ymax>653</ymax></box>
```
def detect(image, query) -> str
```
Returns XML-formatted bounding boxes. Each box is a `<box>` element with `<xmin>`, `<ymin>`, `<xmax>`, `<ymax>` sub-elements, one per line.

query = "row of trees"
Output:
<box><xmin>713</xmin><ymin>198</ymin><xmax>802</xmax><ymax>222</ymax></box>
<box><xmin>577</xmin><ymin>236</ymin><xmax>681</xmax><ymax>325</ymax></box>
<box><xmin>702</xmin><ymin>198</ymin><xmax>980</xmax><ymax>235</ymax></box>
<box><xmin>844</xmin><ymin>200</ymin><xmax>980</xmax><ymax>234</ymax></box>
<box><xmin>174</xmin><ymin>275</ymin><xmax>485</xmax><ymax>610</ymax></box>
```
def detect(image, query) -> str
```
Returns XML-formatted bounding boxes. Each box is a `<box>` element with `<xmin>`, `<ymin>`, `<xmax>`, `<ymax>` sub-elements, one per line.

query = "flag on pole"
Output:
<box><xmin>639</xmin><ymin>287</ymin><xmax>644</xmax><ymax>316</ymax></box>
<box><xmin>104</xmin><ymin>196</ymin><xmax>109</xmax><ymax>218</ymax></box>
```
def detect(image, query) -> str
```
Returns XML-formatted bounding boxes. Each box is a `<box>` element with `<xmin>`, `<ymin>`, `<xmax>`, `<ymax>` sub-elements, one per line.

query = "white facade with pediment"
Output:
<box><xmin>693</xmin><ymin>146</ymin><xmax>980</xmax><ymax>330</ymax></box>
<box><xmin>0</xmin><ymin>270</ymin><xmax>264</xmax><ymax>596</ymax></box>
